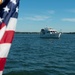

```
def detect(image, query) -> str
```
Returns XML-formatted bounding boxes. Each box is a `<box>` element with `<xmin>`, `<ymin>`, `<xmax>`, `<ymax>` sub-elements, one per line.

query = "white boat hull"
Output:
<box><xmin>40</xmin><ymin>33</ymin><xmax>61</xmax><ymax>39</ymax></box>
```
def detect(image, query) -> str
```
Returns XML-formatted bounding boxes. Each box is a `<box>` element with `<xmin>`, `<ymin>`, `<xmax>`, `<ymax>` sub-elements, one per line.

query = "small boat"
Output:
<box><xmin>40</xmin><ymin>27</ymin><xmax>61</xmax><ymax>38</ymax></box>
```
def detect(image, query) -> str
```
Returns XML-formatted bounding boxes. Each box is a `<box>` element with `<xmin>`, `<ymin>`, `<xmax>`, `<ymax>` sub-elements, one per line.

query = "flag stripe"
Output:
<box><xmin>0</xmin><ymin>23</ymin><xmax>6</xmax><ymax>29</ymax></box>
<box><xmin>0</xmin><ymin>44</ymin><xmax>11</xmax><ymax>57</ymax></box>
<box><xmin>0</xmin><ymin>18</ymin><xmax>17</xmax><ymax>43</ymax></box>
<box><xmin>0</xmin><ymin>26</ymin><xmax>6</xmax><ymax>40</ymax></box>
<box><xmin>0</xmin><ymin>31</ymin><xmax>15</xmax><ymax>43</ymax></box>
<box><xmin>0</xmin><ymin>71</ymin><xmax>3</xmax><ymax>75</ymax></box>
<box><xmin>0</xmin><ymin>58</ymin><xmax>6</xmax><ymax>71</ymax></box>
<box><xmin>6</xmin><ymin>18</ymin><xmax>17</xmax><ymax>31</ymax></box>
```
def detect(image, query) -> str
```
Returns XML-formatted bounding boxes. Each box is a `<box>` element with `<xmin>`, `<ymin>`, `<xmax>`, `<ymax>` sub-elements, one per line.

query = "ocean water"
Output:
<box><xmin>3</xmin><ymin>33</ymin><xmax>75</xmax><ymax>75</ymax></box>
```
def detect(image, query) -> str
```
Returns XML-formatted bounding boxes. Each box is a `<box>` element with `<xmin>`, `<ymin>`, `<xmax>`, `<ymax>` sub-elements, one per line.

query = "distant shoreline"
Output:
<box><xmin>15</xmin><ymin>32</ymin><xmax>40</xmax><ymax>34</ymax></box>
<box><xmin>63</xmin><ymin>32</ymin><xmax>75</xmax><ymax>34</ymax></box>
<box><xmin>15</xmin><ymin>32</ymin><xmax>75</xmax><ymax>34</ymax></box>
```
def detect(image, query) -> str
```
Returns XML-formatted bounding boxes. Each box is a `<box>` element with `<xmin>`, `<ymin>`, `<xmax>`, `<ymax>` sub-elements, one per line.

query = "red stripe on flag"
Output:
<box><xmin>0</xmin><ymin>23</ymin><xmax>6</xmax><ymax>29</ymax></box>
<box><xmin>0</xmin><ymin>31</ymin><xmax>15</xmax><ymax>43</ymax></box>
<box><xmin>0</xmin><ymin>58</ymin><xmax>6</xmax><ymax>71</ymax></box>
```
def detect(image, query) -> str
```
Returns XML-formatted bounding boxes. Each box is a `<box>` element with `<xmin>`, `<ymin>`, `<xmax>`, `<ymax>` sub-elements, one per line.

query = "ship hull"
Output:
<box><xmin>40</xmin><ymin>33</ymin><xmax>61</xmax><ymax>39</ymax></box>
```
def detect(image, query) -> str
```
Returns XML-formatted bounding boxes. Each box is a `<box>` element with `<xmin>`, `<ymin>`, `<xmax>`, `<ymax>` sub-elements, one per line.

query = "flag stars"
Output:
<box><xmin>0</xmin><ymin>17</ymin><xmax>3</xmax><ymax>23</ymax></box>
<box><xmin>16</xmin><ymin>7</ymin><xmax>19</xmax><ymax>12</ymax></box>
<box><xmin>3</xmin><ymin>6</ymin><xmax>10</xmax><ymax>13</ymax></box>
<box><xmin>10</xmin><ymin>0</ymin><xmax>17</xmax><ymax>5</ymax></box>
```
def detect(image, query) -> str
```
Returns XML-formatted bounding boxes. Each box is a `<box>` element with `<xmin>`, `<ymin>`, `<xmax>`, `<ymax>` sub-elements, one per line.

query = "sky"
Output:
<box><xmin>17</xmin><ymin>0</ymin><xmax>75</xmax><ymax>32</ymax></box>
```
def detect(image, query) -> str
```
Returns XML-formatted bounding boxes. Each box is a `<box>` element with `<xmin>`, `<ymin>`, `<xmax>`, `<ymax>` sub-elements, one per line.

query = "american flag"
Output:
<box><xmin>0</xmin><ymin>0</ymin><xmax>20</xmax><ymax>75</ymax></box>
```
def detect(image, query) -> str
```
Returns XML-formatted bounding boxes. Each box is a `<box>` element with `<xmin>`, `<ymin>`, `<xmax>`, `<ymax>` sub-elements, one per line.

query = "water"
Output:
<box><xmin>3</xmin><ymin>33</ymin><xmax>75</xmax><ymax>75</ymax></box>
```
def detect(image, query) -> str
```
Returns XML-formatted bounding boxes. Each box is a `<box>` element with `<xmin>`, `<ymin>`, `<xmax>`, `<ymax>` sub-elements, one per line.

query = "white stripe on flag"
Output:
<box><xmin>6</xmin><ymin>18</ymin><xmax>17</xmax><ymax>31</ymax></box>
<box><xmin>0</xmin><ymin>44</ymin><xmax>11</xmax><ymax>57</ymax></box>
<box><xmin>0</xmin><ymin>71</ymin><xmax>3</xmax><ymax>75</ymax></box>
<box><xmin>0</xmin><ymin>26</ymin><xmax>6</xmax><ymax>40</ymax></box>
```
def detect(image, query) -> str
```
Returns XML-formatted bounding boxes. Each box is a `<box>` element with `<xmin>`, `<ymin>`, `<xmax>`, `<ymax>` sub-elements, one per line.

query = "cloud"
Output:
<box><xmin>25</xmin><ymin>15</ymin><xmax>50</xmax><ymax>21</ymax></box>
<box><xmin>67</xmin><ymin>9</ymin><xmax>75</xmax><ymax>13</ymax></box>
<box><xmin>47</xmin><ymin>10</ymin><xmax>55</xmax><ymax>14</ymax></box>
<box><xmin>62</xmin><ymin>18</ymin><xmax>75</xmax><ymax>22</ymax></box>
